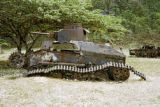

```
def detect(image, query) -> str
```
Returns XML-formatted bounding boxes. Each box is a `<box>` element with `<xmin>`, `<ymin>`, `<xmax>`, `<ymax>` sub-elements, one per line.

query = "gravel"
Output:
<box><xmin>0</xmin><ymin>73</ymin><xmax>160</xmax><ymax>107</ymax></box>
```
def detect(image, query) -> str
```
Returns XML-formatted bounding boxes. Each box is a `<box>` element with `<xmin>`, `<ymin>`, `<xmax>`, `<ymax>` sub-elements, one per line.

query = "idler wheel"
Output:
<box><xmin>108</xmin><ymin>67</ymin><xmax>130</xmax><ymax>81</ymax></box>
<box><xmin>9</xmin><ymin>52</ymin><xmax>25</xmax><ymax>68</ymax></box>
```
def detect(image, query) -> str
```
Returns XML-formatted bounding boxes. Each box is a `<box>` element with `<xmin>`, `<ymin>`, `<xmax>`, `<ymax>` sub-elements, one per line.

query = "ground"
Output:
<box><xmin>0</xmin><ymin>50</ymin><xmax>160</xmax><ymax>107</ymax></box>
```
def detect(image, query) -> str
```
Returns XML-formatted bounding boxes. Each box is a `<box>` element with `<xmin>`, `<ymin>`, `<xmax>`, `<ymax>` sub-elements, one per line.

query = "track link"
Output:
<box><xmin>26</xmin><ymin>61</ymin><xmax>146</xmax><ymax>81</ymax></box>
<box><xmin>0</xmin><ymin>62</ymin><xmax>146</xmax><ymax>81</ymax></box>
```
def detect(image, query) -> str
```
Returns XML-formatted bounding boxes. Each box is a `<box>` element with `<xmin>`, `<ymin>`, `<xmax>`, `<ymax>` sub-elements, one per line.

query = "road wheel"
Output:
<box><xmin>108</xmin><ymin>67</ymin><xmax>130</xmax><ymax>81</ymax></box>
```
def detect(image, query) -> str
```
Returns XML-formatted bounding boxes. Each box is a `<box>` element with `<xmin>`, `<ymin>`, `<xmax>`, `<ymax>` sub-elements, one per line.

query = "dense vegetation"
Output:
<box><xmin>92</xmin><ymin>0</ymin><xmax>160</xmax><ymax>46</ymax></box>
<box><xmin>0</xmin><ymin>0</ymin><xmax>160</xmax><ymax>53</ymax></box>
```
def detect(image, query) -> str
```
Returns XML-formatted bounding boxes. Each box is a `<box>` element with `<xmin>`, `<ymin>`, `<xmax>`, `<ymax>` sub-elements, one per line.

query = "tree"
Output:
<box><xmin>0</xmin><ymin>0</ymin><xmax>43</xmax><ymax>54</ymax></box>
<box><xmin>91</xmin><ymin>0</ymin><xmax>113</xmax><ymax>14</ymax></box>
<box><xmin>0</xmin><ymin>0</ymin><xmax>127</xmax><ymax>53</ymax></box>
<box><xmin>40</xmin><ymin>0</ymin><xmax>127</xmax><ymax>43</ymax></box>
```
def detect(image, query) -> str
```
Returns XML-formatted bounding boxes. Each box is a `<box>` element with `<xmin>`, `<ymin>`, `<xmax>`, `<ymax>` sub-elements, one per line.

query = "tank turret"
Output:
<box><xmin>54</xmin><ymin>23</ymin><xmax>89</xmax><ymax>43</ymax></box>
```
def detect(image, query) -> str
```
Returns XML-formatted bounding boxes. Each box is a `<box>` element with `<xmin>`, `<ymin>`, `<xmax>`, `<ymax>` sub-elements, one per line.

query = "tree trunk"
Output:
<box><xmin>0</xmin><ymin>45</ymin><xmax>2</xmax><ymax>54</ymax></box>
<box><xmin>17</xmin><ymin>45</ymin><xmax>22</xmax><ymax>53</ymax></box>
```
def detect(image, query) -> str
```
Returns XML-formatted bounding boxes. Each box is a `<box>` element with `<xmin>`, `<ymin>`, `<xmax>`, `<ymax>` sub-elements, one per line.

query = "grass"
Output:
<box><xmin>0</xmin><ymin>61</ymin><xmax>9</xmax><ymax>69</ymax></box>
<box><xmin>0</xmin><ymin>49</ymin><xmax>160</xmax><ymax>107</ymax></box>
<box><xmin>126</xmin><ymin>57</ymin><xmax>160</xmax><ymax>76</ymax></box>
<box><xmin>0</xmin><ymin>60</ymin><xmax>24</xmax><ymax>77</ymax></box>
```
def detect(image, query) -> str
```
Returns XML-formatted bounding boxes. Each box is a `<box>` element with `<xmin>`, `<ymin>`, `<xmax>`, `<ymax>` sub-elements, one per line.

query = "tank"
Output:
<box><xmin>129</xmin><ymin>45</ymin><xmax>160</xmax><ymax>58</ymax></box>
<box><xmin>9</xmin><ymin>24</ymin><xmax>146</xmax><ymax>81</ymax></box>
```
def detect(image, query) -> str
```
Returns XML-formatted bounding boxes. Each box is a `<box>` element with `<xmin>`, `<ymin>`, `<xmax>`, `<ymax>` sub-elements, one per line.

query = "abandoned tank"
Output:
<box><xmin>9</xmin><ymin>23</ymin><xmax>146</xmax><ymax>81</ymax></box>
<box><xmin>129</xmin><ymin>45</ymin><xmax>160</xmax><ymax>58</ymax></box>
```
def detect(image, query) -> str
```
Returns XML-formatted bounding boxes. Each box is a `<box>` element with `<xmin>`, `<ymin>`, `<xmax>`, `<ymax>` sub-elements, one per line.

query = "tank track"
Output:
<box><xmin>25</xmin><ymin>61</ymin><xmax>146</xmax><ymax>81</ymax></box>
<box><xmin>0</xmin><ymin>62</ymin><xmax>146</xmax><ymax>81</ymax></box>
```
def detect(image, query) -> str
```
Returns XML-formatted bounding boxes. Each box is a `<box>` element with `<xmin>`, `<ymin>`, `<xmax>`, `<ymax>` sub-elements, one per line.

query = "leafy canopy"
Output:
<box><xmin>0</xmin><ymin>0</ymin><xmax>127</xmax><ymax>53</ymax></box>
<box><xmin>37</xmin><ymin>0</ymin><xmax>127</xmax><ymax>43</ymax></box>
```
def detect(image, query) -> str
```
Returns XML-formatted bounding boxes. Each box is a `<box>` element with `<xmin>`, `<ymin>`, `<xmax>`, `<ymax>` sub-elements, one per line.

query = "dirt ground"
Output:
<box><xmin>0</xmin><ymin>50</ymin><xmax>160</xmax><ymax>107</ymax></box>
<box><xmin>0</xmin><ymin>74</ymin><xmax>160</xmax><ymax>107</ymax></box>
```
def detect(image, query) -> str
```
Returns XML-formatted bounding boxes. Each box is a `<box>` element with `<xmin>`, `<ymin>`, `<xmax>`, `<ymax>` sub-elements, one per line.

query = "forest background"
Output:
<box><xmin>0</xmin><ymin>0</ymin><xmax>160</xmax><ymax>53</ymax></box>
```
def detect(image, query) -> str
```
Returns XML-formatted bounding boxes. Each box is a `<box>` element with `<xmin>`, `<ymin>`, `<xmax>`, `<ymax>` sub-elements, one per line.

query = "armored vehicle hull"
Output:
<box><xmin>28</xmin><ymin>41</ymin><xmax>129</xmax><ymax>81</ymax></box>
<box><xmin>9</xmin><ymin>41</ymin><xmax>146</xmax><ymax>81</ymax></box>
<box><xmin>8</xmin><ymin>24</ymin><xmax>146</xmax><ymax>81</ymax></box>
<box><xmin>129</xmin><ymin>45</ymin><xmax>160</xmax><ymax>58</ymax></box>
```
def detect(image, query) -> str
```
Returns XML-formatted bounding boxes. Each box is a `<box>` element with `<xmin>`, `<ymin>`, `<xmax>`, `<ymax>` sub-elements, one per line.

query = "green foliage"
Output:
<box><xmin>91</xmin><ymin>0</ymin><xmax>160</xmax><ymax>46</ymax></box>
<box><xmin>1</xmin><ymin>0</ymin><xmax>159</xmax><ymax>48</ymax></box>
<box><xmin>0</xmin><ymin>0</ymin><xmax>43</xmax><ymax>53</ymax></box>
<box><xmin>0</xmin><ymin>0</ymin><xmax>125</xmax><ymax>52</ymax></box>
<box><xmin>37</xmin><ymin>0</ymin><xmax>105</xmax><ymax>30</ymax></box>
<box><xmin>36</xmin><ymin>0</ymin><xmax>127</xmax><ymax>43</ymax></box>
<box><xmin>0</xmin><ymin>39</ymin><xmax>9</xmax><ymax>46</ymax></box>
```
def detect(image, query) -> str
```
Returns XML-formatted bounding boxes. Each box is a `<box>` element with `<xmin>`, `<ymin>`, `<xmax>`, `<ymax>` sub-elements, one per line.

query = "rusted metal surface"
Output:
<box><xmin>29</xmin><ymin>49</ymin><xmax>81</xmax><ymax>67</ymax></box>
<box><xmin>42</xmin><ymin>40</ymin><xmax>53</xmax><ymax>50</ymax></box>
<box><xmin>30</xmin><ymin>32</ymin><xmax>54</xmax><ymax>38</ymax></box>
<box><xmin>54</xmin><ymin>23</ymin><xmax>88</xmax><ymax>43</ymax></box>
<box><xmin>71</xmin><ymin>41</ymin><xmax>125</xmax><ymax>57</ymax></box>
<box><xmin>29</xmin><ymin>40</ymin><xmax>125</xmax><ymax>67</ymax></box>
<box><xmin>39</xmin><ymin>62</ymin><xmax>85</xmax><ymax>67</ymax></box>
<box><xmin>129</xmin><ymin>45</ymin><xmax>160</xmax><ymax>57</ymax></box>
<box><xmin>31</xmin><ymin>32</ymin><xmax>51</xmax><ymax>35</ymax></box>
